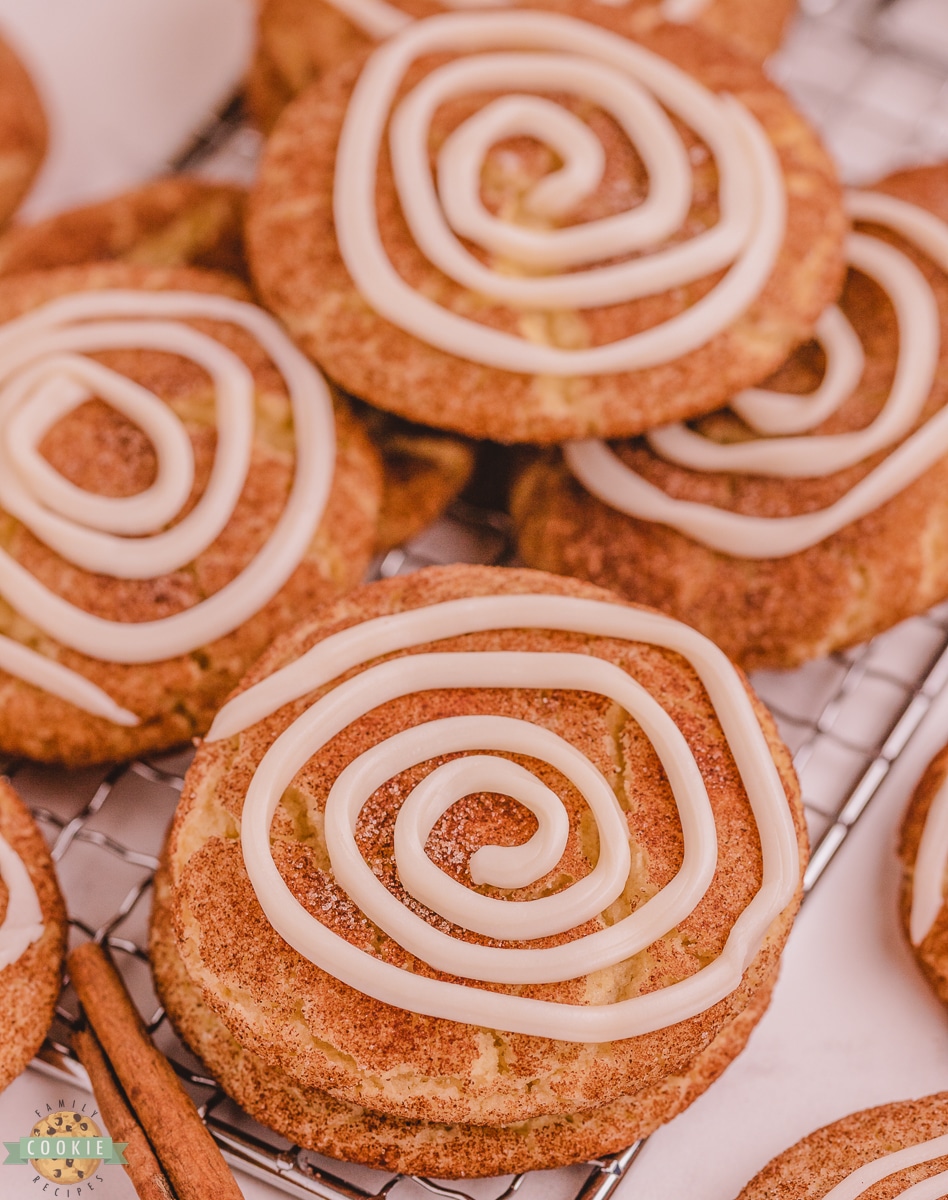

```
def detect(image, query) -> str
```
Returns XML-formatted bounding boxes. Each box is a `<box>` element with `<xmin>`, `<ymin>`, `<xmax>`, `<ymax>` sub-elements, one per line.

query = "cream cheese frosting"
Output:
<box><xmin>565</xmin><ymin>190</ymin><xmax>948</xmax><ymax>558</ymax></box>
<box><xmin>332</xmin><ymin>10</ymin><xmax>786</xmax><ymax>375</ymax></box>
<box><xmin>0</xmin><ymin>832</ymin><xmax>43</xmax><ymax>971</ymax></box>
<box><xmin>0</xmin><ymin>289</ymin><xmax>336</xmax><ymax>726</ymax></box>
<box><xmin>206</xmin><ymin>592</ymin><xmax>800</xmax><ymax>1042</ymax></box>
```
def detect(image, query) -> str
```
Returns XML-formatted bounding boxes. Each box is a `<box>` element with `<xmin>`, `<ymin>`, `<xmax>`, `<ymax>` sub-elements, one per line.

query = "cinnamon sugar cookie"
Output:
<box><xmin>735</xmin><ymin>1094</ymin><xmax>948</xmax><ymax>1200</ymax></box>
<box><xmin>0</xmin><ymin>262</ymin><xmax>382</xmax><ymax>766</ymax></box>
<box><xmin>351</xmin><ymin>402</ymin><xmax>477</xmax><ymax>553</ymax></box>
<box><xmin>0</xmin><ymin>178</ymin><xmax>248</xmax><ymax>280</ymax></box>
<box><xmin>513</xmin><ymin>166</ymin><xmax>948</xmax><ymax>670</ymax></box>
<box><xmin>0</xmin><ymin>779</ymin><xmax>66</xmax><ymax>1091</ymax></box>
<box><xmin>151</xmin><ymin>858</ymin><xmax>779</xmax><ymax>1176</ymax></box>
<box><xmin>899</xmin><ymin>743</ymin><xmax>948</xmax><ymax>1006</ymax></box>
<box><xmin>247</xmin><ymin>0</ymin><xmax>797</xmax><ymax>132</ymax></box>
<box><xmin>247</xmin><ymin>5</ymin><xmax>844</xmax><ymax>444</ymax></box>
<box><xmin>0</xmin><ymin>35</ymin><xmax>46</xmax><ymax>229</ymax></box>
<box><xmin>159</xmin><ymin>563</ymin><xmax>806</xmax><ymax>1172</ymax></box>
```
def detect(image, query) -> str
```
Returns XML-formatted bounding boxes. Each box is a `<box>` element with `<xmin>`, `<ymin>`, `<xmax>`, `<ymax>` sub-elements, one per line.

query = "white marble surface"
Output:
<box><xmin>1</xmin><ymin>2</ymin><xmax>948</xmax><ymax>1200</ymax></box>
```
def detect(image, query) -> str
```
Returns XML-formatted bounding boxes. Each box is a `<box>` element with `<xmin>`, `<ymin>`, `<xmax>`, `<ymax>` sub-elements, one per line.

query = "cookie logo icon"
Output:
<box><xmin>3</xmin><ymin>1098</ymin><xmax>127</xmax><ymax>1186</ymax></box>
<box><xmin>28</xmin><ymin>1110</ymin><xmax>102</xmax><ymax>1183</ymax></box>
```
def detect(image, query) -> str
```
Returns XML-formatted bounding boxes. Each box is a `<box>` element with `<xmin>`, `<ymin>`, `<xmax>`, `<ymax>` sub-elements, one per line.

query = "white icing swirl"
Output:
<box><xmin>0</xmin><ymin>290</ymin><xmax>335</xmax><ymax>726</ymax></box>
<box><xmin>821</xmin><ymin>1133</ymin><xmax>948</xmax><ymax>1200</ymax></box>
<box><xmin>909</xmin><ymin>769</ymin><xmax>948</xmax><ymax>945</ymax></box>
<box><xmin>565</xmin><ymin>190</ymin><xmax>948</xmax><ymax>559</ymax></box>
<box><xmin>0</xmin><ymin>832</ymin><xmax>44</xmax><ymax>971</ymax></box>
<box><xmin>206</xmin><ymin>593</ymin><xmax>800</xmax><ymax>1042</ymax></box>
<box><xmin>332</xmin><ymin>10</ymin><xmax>786</xmax><ymax>376</ymax></box>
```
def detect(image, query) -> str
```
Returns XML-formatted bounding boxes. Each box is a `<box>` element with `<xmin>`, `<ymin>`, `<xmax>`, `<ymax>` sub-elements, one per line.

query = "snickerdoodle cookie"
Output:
<box><xmin>157</xmin><ymin>563</ymin><xmax>806</xmax><ymax>1173</ymax></box>
<box><xmin>0</xmin><ymin>779</ymin><xmax>66</xmax><ymax>1091</ymax></box>
<box><xmin>513</xmin><ymin>166</ymin><xmax>948</xmax><ymax>670</ymax></box>
<box><xmin>247</xmin><ymin>5</ymin><xmax>845</xmax><ymax>444</ymax></box>
<box><xmin>735</xmin><ymin>1094</ymin><xmax>948</xmax><ymax>1200</ymax></box>
<box><xmin>0</xmin><ymin>177</ymin><xmax>248</xmax><ymax>280</ymax></box>
<box><xmin>247</xmin><ymin>0</ymin><xmax>797</xmax><ymax>132</ymax></box>
<box><xmin>899</xmin><ymin>742</ymin><xmax>948</xmax><ymax>1007</ymax></box>
<box><xmin>0</xmin><ymin>261</ymin><xmax>383</xmax><ymax>766</ymax></box>
<box><xmin>0</xmin><ymin>34</ymin><xmax>46</xmax><ymax>229</ymax></box>
<box><xmin>351</xmin><ymin>402</ymin><xmax>477</xmax><ymax>553</ymax></box>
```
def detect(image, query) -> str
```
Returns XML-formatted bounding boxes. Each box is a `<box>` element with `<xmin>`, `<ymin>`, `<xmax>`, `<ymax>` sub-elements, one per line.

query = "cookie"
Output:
<box><xmin>160</xmin><ymin>563</ymin><xmax>806</xmax><ymax>1169</ymax></box>
<box><xmin>350</xmin><ymin>402</ymin><xmax>477</xmax><ymax>553</ymax></box>
<box><xmin>247</xmin><ymin>0</ymin><xmax>796</xmax><ymax>132</ymax></box>
<box><xmin>0</xmin><ymin>261</ymin><xmax>383</xmax><ymax>765</ymax></box>
<box><xmin>0</xmin><ymin>779</ymin><xmax>66</xmax><ymax>1091</ymax></box>
<box><xmin>247</xmin><ymin>5</ymin><xmax>845</xmax><ymax>444</ymax></box>
<box><xmin>151</xmin><ymin>856</ymin><xmax>779</xmax><ymax>1175</ymax></box>
<box><xmin>0</xmin><ymin>177</ymin><xmax>248</xmax><ymax>280</ymax></box>
<box><xmin>0</xmin><ymin>35</ymin><xmax>46</xmax><ymax>229</ymax></box>
<box><xmin>899</xmin><ymin>742</ymin><xmax>948</xmax><ymax>1006</ymax></box>
<box><xmin>735</xmin><ymin>1094</ymin><xmax>948</xmax><ymax>1199</ymax></box>
<box><xmin>513</xmin><ymin>166</ymin><xmax>948</xmax><ymax>670</ymax></box>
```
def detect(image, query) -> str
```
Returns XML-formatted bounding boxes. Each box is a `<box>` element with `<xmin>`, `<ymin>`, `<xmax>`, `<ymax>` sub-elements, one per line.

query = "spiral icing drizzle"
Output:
<box><xmin>565</xmin><ymin>191</ymin><xmax>948</xmax><ymax>557</ymax></box>
<box><xmin>206</xmin><ymin>593</ymin><xmax>800</xmax><ymax>1042</ymax></box>
<box><xmin>820</xmin><ymin>1134</ymin><xmax>948</xmax><ymax>1200</ymax></box>
<box><xmin>0</xmin><ymin>833</ymin><xmax>43</xmax><ymax>970</ymax></box>
<box><xmin>332</xmin><ymin>10</ymin><xmax>786</xmax><ymax>376</ymax></box>
<box><xmin>0</xmin><ymin>289</ymin><xmax>336</xmax><ymax>726</ymax></box>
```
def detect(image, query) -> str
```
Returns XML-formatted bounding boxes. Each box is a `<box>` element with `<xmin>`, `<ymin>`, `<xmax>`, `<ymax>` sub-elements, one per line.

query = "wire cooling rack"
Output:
<box><xmin>12</xmin><ymin>0</ymin><xmax>948</xmax><ymax>1195</ymax></box>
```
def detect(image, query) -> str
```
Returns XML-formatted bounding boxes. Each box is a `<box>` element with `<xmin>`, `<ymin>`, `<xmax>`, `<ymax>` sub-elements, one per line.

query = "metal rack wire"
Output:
<box><xmin>12</xmin><ymin>0</ymin><xmax>948</xmax><ymax>1195</ymax></box>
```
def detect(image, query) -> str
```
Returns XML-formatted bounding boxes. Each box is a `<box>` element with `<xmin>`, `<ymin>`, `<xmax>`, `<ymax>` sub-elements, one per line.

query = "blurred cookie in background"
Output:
<box><xmin>0</xmin><ymin>176</ymin><xmax>247</xmax><ymax>280</ymax></box>
<box><xmin>0</xmin><ymin>33</ymin><xmax>47</xmax><ymax>228</ymax></box>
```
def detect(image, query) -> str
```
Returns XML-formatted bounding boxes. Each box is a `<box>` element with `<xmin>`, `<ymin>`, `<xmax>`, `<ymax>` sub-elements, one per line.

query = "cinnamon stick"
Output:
<box><xmin>72</xmin><ymin>1023</ymin><xmax>175</xmax><ymax>1200</ymax></box>
<box><xmin>67</xmin><ymin>941</ymin><xmax>243</xmax><ymax>1200</ymax></box>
